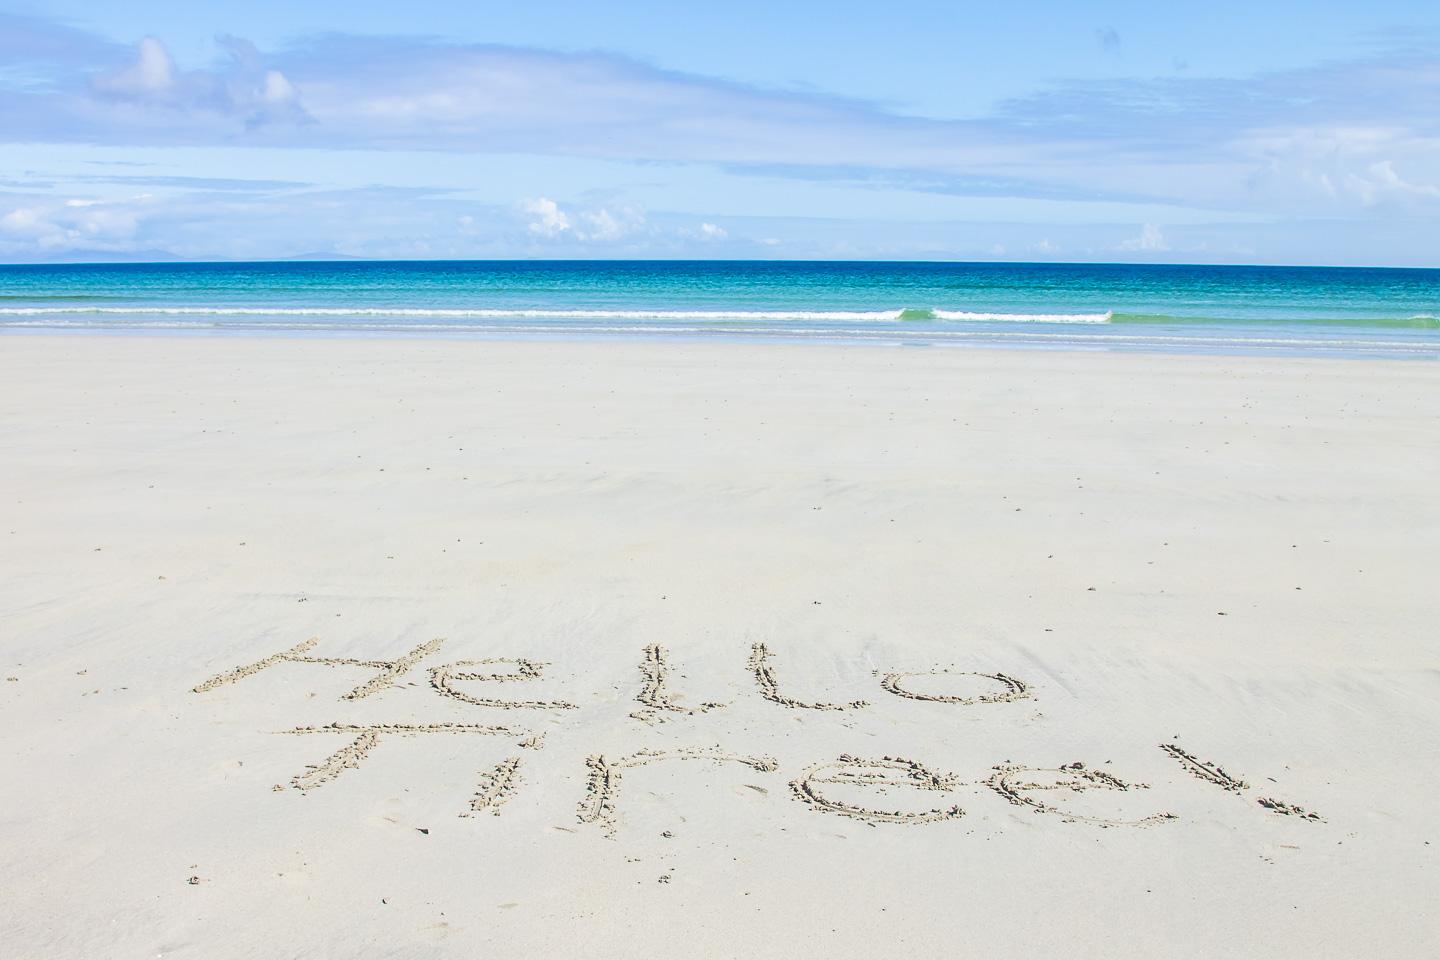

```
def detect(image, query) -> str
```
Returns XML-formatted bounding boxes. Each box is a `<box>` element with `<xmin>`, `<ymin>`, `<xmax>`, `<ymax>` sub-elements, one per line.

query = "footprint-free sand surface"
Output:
<box><xmin>1</xmin><ymin>334</ymin><xmax>1437</xmax><ymax>957</ymax></box>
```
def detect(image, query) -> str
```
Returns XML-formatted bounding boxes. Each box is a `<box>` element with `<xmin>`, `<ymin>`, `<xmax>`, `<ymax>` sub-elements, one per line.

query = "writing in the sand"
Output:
<box><xmin>191</xmin><ymin>637</ymin><xmax>1324</xmax><ymax>833</ymax></box>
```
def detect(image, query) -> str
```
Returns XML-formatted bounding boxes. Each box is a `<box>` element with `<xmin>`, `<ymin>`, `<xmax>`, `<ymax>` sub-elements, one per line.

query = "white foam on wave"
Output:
<box><xmin>0</xmin><ymin>306</ymin><xmax>1117</xmax><ymax>324</ymax></box>
<box><xmin>2</xmin><ymin>317</ymin><xmax>1431</xmax><ymax>354</ymax></box>
<box><xmin>0</xmin><ymin>306</ymin><xmax>908</xmax><ymax>321</ymax></box>
<box><xmin>932</xmin><ymin>309</ymin><xmax>1113</xmax><ymax>323</ymax></box>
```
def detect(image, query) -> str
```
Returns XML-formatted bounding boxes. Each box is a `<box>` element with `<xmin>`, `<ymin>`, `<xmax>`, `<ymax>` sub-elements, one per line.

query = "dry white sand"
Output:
<box><xmin>1</xmin><ymin>334</ymin><xmax>1437</xmax><ymax>958</ymax></box>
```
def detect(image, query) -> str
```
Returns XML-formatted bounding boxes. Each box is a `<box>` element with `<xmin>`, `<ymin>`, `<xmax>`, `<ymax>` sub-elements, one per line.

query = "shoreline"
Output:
<box><xmin>3</xmin><ymin>324</ymin><xmax>1437</xmax><ymax>361</ymax></box>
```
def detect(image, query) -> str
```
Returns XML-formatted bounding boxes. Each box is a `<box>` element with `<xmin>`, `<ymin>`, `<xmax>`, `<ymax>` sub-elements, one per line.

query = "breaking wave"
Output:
<box><xmin>0</xmin><ymin>305</ymin><xmax>1116</xmax><ymax>324</ymax></box>
<box><xmin>2</xmin><ymin>306</ymin><xmax>1434</xmax><ymax>329</ymax></box>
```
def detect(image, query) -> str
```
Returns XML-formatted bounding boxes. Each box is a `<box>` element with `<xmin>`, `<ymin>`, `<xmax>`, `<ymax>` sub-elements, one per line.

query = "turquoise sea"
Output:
<box><xmin>1</xmin><ymin>260</ymin><xmax>1437</xmax><ymax>357</ymax></box>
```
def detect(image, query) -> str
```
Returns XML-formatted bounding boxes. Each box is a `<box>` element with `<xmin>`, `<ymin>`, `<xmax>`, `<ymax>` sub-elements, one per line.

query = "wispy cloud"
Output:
<box><xmin>3</xmin><ymin>13</ymin><xmax>1439</xmax><ymax>262</ymax></box>
<box><xmin>0</xmin><ymin>193</ymin><xmax>142</xmax><ymax>252</ymax></box>
<box><xmin>522</xmin><ymin>197</ymin><xmax>570</xmax><ymax>237</ymax></box>
<box><xmin>1117</xmin><ymin>223</ymin><xmax>1169</xmax><ymax>252</ymax></box>
<box><xmin>69</xmin><ymin>174</ymin><xmax>313</xmax><ymax>191</ymax></box>
<box><xmin>3</xmin><ymin>21</ymin><xmax>1435</xmax><ymax>220</ymax></box>
<box><xmin>719</xmin><ymin>162</ymin><xmax>1166</xmax><ymax>204</ymax></box>
<box><xmin>521</xmin><ymin>196</ymin><xmax>657</xmax><ymax>244</ymax></box>
<box><xmin>83</xmin><ymin>32</ymin><xmax>311</xmax><ymax>129</ymax></box>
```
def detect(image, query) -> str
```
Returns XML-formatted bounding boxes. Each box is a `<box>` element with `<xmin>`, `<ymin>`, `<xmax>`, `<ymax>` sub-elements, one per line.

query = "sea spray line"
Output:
<box><xmin>0</xmin><ymin>316</ymin><xmax>1430</xmax><ymax>351</ymax></box>
<box><xmin>0</xmin><ymin>305</ymin><xmax>1116</xmax><ymax>323</ymax></box>
<box><xmin>0</xmin><ymin>306</ymin><xmax>910</xmax><ymax>321</ymax></box>
<box><xmin>932</xmin><ymin>309</ymin><xmax>1112</xmax><ymax>323</ymax></box>
<box><xmin>4</xmin><ymin>305</ymin><xmax>1434</xmax><ymax>327</ymax></box>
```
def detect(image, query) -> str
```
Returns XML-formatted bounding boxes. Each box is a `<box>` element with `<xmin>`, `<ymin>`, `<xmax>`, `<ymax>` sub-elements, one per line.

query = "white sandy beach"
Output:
<box><xmin>1</xmin><ymin>334</ymin><xmax>1437</xmax><ymax>958</ymax></box>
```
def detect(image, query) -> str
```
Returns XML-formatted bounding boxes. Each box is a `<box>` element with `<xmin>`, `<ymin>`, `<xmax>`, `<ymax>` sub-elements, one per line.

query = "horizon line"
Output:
<box><xmin>3</xmin><ymin>256</ymin><xmax>1440</xmax><ymax>272</ymax></box>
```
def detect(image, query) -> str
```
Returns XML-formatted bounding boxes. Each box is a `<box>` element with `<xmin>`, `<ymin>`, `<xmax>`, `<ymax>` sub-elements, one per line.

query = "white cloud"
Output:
<box><xmin>6</xmin><ymin>15</ymin><xmax>1440</xmax><ymax>262</ymax></box>
<box><xmin>1350</xmin><ymin>160</ymin><xmax>1440</xmax><ymax>204</ymax></box>
<box><xmin>523</xmin><ymin>197</ymin><xmax>570</xmax><ymax>236</ymax></box>
<box><xmin>0</xmin><ymin>207</ymin><xmax>42</xmax><ymax>234</ymax></box>
<box><xmin>1118</xmin><ymin>223</ymin><xmax>1169</xmax><ymax>251</ymax></box>
<box><xmin>0</xmin><ymin>197</ymin><xmax>140</xmax><ymax>251</ymax></box>
<box><xmin>93</xmin><ymin>36</ymin><xmax>174</xmax><ymax>97</ymax></box>
<box><xmin>678</xmin><ymin>221</ymin><xmax>728</xmax><ymax>242</ymax></box>
<box><xmin>1239</xmin><ymin>128</ymin><xmax>1440</xmax><ymax>213</ymax></box>
<box><xmin>522</xmin><ymin>197</ymin><xmax>646</xmax><ymax>242</ymax></box>
<box><xmin>84</xmin><ymin>34</ymin><xmax>308</xmax><ymax>128</ymax></box>
<box><xmin>6</xmin><ymin>20</ymin><xmax>1440</xmax><ymax>226</ymax></box>
<box><xmin>578</xmin><ymin>208</ymin><xmax>622</xmax><ymax>242</ymax></box>
<box><xmin>261</xmin><ymin>70</ymin><xmax>297</xmax><ymax>104</ymax></box>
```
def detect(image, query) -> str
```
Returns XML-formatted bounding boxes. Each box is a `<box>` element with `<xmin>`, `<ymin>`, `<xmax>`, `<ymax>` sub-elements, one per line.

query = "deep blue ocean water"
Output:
<box><xmin>2</xmin><ymin>260</ymin><xmax>1437</xmax><ymax>357</ymax></box>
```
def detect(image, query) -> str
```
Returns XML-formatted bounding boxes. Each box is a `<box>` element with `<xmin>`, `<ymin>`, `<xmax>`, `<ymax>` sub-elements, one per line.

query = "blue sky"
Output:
<box><xmin>2</xmin><ymin>1</ymin><xmax>1438</xmax><ymax>264</ymax></box>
